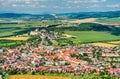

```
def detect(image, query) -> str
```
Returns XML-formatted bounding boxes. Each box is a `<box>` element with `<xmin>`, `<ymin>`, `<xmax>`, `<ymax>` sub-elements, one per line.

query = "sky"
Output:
<box><xmin>0</xmin><ymin>0</ymin><xmax>120</xmax><ymax>14</ymax></box>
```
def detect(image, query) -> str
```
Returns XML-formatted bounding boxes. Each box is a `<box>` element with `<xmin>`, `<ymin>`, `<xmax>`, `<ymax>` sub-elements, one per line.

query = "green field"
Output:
<box><xmin>64</xmin><ymin>31</ymin><xmax>120</xmax><ymax>43</ymax></box>
<box><xmin>97</xmin><ymin>17</ymin><xmax>120</xmax><ymax>22</ymax></box>
<box><xmin>0</xmin><ymin>40</ymin><xmax>25</xmax><ymax>48</ymax></box>
<box><xmin>0</xmin><ymin>20</ymin><xmax>62</xmax><ymax>37</ymax></box>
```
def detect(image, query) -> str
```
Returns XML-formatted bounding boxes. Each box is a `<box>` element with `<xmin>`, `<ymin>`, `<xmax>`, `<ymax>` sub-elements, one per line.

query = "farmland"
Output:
<box><xmin>66</xmin><ymin>17</ymin><xmax>120</xmax><ymax>26</ymax></box>
<box><xmin>64</xmin><ymin>31</ymin><xmax>120</xmax><ymax>44</ymax></box>
<box><xmin>108</xmin><ymin>41</ymin><xmax>120</xmax><ymax>45</ymax></box>
<box><xmin>91</xmin><ymin>43</ymin><xmax>118</xmax><ymax>47</ymax></box>
<box><xmin>0</xmin><ymin>40</ymin><xmax>25</xmax><ymax>48</ymax></box>
<box><xmin>9</xmin><ymin>75</ymin><xmax>70</xmax><ymax>79</ymax></box>
<box><xmin>96</xmin><ymin>17</ymin><xmax>120</xmax><ymax>22</ymax></box>
<box><xmin>7</xmin><ymin>74</ymin><xmax>119</xmax><ymax>79</ymax></box>
<box><xmin>0</xmin><ymin>37</ymin><xmax>29</xmax><ymax>41</ymax></box>
<box><xmin>0</xmin><ymin>20</ymin><xmax>61</xmax><ymax>37</ymax></box>
<box><xmin>67</xmin><ymin>18</ymin><xmax>96</xmax><ymax>24</ymax></box>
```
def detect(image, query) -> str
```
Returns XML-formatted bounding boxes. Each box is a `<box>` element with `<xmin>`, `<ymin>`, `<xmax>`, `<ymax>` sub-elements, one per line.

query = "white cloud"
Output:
<box><xmin>67</xmin><ymin>0</ymin><xmax>106</xmax><ymax>4</ymax></box>
<box><xmin>12</xmin><ymin>4</ymin><xmax>17</xmax><ymax>7</ymax></box>
<box><xmin>107</xmin><ymin>4</ymin><xmax>120</xmax><ymax>8</ymax></box>
<box><xmin>89</xmin><ymin>4</ymin><xmax>99</xmax><ymax>8</ymax></box>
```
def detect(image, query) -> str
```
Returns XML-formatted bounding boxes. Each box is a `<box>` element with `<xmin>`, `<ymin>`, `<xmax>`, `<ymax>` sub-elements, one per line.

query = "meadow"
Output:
<box><xmin>64</xmin><ymin>31</ymin><xmax>120</xmax><ymax>44</ymax></box>
<box><xmin>96</xmin><ymin>17</ymin><xmax>120</xmax><ymax>22</ymax></box>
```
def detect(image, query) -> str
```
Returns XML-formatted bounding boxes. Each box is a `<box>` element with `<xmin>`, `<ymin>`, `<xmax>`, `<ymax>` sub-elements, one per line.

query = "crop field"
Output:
<box><xmin>91</xmin><ymin>43</ymin><xmax>118</xmax><ymax>47</ymax></box>
<box><xmin>10</xmin><ymin>75</ymin><xmax>70</xmax><ymax>79</ymax></box>
<box><xmin>0</xmin><ymin>39</ymin><xmax>25</xmax><ymax>47</ymax></box>
<box><xmin>67</xmin><ymin>18</ymin><xmax>96</xmax><ymax>24</ymax></box>
<box><xmin>97</xmin><ymin>17</ymin><xmax>120</xmax><ymax>22</ymax></box>
<box><xmin>65</xmin><ymin>18</ymin><xmax>120</xmax><ymax>26</ymax></box>
<box><xmin>64</xmin><ymin>31</ymin><xmax>120</xmax><ymax>43</ymax></box>
<box><xmin>0</xmin><ymin>37</ymin><xmax>29</xmax><ymax>41</ymax></box>
<box><xmin>108</xmin><ymin>41</ymin><xmax>120</xmax><ymax>45</ymax></box>
<box><xmin>0</xmin><ymin>20</ymin><xmax>62</xmax><ymax>37</ymax></box>
<box><xmin>0</xmin><ymin>24</ymin><xmax>27</xmax><ymax>37</ymax></box>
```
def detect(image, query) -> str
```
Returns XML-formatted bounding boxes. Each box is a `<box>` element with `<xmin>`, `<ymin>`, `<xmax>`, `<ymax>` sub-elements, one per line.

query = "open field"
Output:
<box><xmin>65</xmin><ymin>18</ymin><xmax>120</xmax><ymax>26</ymax></box>
<box><xmin>10</xmin><ymin>75</ymin><xmax>70</xmax><ymax>79</ymax></box>
<box><xmin>64</xmin><ymin>31</ymin><xmax>120</xmax><ymax>43</ymax></box>
<box><xmin>0</xmin><ymin>37</ymin><xmax>29</xmax><ymax>41</ymax></box>
<box><xmin>0</xmin><ymin>40</ymin><xmax>24</xmax><ymax>47</ymax></box>
<box><xmin>91</xmin><ymin>43</ymin><xmax>117</xmax><ymax>47</ymax></box>
<box><xmin>68</xmin><ymin>18</ymin><xmax>96</xmax><ymax>23</ymax></box>
<box><xmin>0</xmin><ymin>19</ymin><xmax>62</xmax><ymax>37</ymax></box>
<box><xmin>108</xmin><ymin>41</ymin><xmax>120</xmax><ymax>45</ymax></box>
<box><xmin>96</xmin><ymin>17</ymin><xmax>120</xmax><ymax>26</ymax></box>
<box><xmin>96</xmin><ymin>17</ymin><xmax>120</xmax><ymax>22</ymax></box>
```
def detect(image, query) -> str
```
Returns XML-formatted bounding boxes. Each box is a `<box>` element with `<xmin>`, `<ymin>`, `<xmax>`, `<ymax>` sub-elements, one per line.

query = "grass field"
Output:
<box><xmin>0</xmin><ymin>40</ymin><xmax>25</xmax><ymax>47</ymax></box>
<box><xmin>64</xmin><ymin>31</ymin><xmax>120</xmax><ymax>43</ymax></box>
<box><xmin>97</xmin><ymin>17</ymin><xmax>120</xmax><ymax>22</ymax></box>
<box><xmin>0</xmin><ymin>24</ymin><xmax>27</xmax><ymax>37</ymax></box>
<box><xmin>10</xmin><ymin>75</ymin><xmax>70</xmax><ymax>79</ymax></box>
<box><xmin>0</xmin><ymin>36</ymin><xmax>29</xmax><ymax>47</ymax></box>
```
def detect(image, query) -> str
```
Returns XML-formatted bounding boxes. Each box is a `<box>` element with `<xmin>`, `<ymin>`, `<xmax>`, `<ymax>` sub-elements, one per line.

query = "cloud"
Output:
<box><xmin>87</xmin><ymin>4</ymin><xmax>99</xmax><ymax>8</ymax></box>
<box><xmin>12</xmin><ymin>4</ymin><xmax>17</xmax><ymax>7</ymax></box>
<box><xmin>67</xmin><ymin>0</ymin><xmax>106</xmax><ymax>4</ymax></box>
<box><xmin>0</xmin><ymin>0</ymin><xmax>120</xmax><ymax>14</ymax></box>
<box><xmin>107</xmin><ymin>4</ymin><xmax>120</xmax><ymax>8</ymax></box>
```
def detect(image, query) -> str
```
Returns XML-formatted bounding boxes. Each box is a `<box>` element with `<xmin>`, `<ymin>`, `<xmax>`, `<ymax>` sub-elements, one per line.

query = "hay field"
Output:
<box><xmin>10</xmin><ymin>75</ymin><xmax>70</xmax><ymax>79</ymax></box>
<box><xmin>66</xmin><ymin>18</ymin><xmax>120</xmax><ymax>26</ymax></box>
<box><xmin>0</xmin><ymin>37</ymin><xmax>29</xmax><ymax>41</ymax></box>
<box><xmin>109</xmin><ymin>41</ymin><xmax>120</xmax><ymax>44</ymax></box>
<box><xmin>68</xmin><ymin>18</ymin><xmax>96</xmax><ymax>24</ymax></box>
<box><xmin>91</xmin><ymin>43</ymin><xmax>118</xmax><ymax>47</ymax></box>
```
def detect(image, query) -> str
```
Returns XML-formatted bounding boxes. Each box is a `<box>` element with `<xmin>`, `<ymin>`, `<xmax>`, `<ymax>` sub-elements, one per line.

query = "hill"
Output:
<box><xmin>0</xmin><ymin>11</ymin><xmax>120</xmax><ymax>20</ymax></box>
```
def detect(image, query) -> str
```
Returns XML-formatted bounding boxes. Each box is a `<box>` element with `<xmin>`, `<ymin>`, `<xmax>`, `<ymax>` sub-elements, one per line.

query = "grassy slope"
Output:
<box><xmin>65</xmin><ymin>31</ymin><xmax>120</xmax><ymax>43</ymax></box>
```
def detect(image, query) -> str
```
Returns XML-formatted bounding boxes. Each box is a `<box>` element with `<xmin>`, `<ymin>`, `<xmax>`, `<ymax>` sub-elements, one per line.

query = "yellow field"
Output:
<box><xmin>10</xmin><ymin>75</ymin><xmax>70</xmax><ymax>79</ymax></box>
<box><xmin>0</xmin><ymin>37</ymin><xmax>29</xmax><ymax>41</ymax></box>
<box><xmin>10</xmin><ymin>20</ymin><xmax>24</xmax><ymax>23</ymax></box>
<box><xmin>62</xmin><ymin>34</ymin><xmax>74</xmax><ymax>38</ymax></box>
<box><xmin>91</xmin><ymin>43</ymin><xmax>118</xmax><ymax>47</ymax></box>
<box><xmin>65</xmin><ymin>18</ymin><xmax>119</xmax><ymax>26</ymax></box>
<box><xmin>68</xmin><ymin>18</ymin><xmax>96</xmax><ymax>24</ymax></box>
<box><xmin>109</xmin><ymin>41</ymin><xmax>120</xmax><ymax>44</ymax></box>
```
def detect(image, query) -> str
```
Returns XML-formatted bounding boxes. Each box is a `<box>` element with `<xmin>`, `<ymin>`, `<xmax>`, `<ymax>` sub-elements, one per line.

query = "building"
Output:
<box><xmin>30</xmin><ymin>29</ymin><xmax>40</xmax><ymax>35</ymax></box>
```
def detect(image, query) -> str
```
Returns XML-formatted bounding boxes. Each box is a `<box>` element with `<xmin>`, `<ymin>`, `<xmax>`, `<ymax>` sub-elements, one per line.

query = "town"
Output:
<box><xmin>0</xmin><ymin>29</ymin><xmax>120</xmax><ymax>79</ymax></box>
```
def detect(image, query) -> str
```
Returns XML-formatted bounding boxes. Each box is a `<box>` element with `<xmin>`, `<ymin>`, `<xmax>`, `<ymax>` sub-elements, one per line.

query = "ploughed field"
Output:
<box><xmin>10</xmin><ymin>75</ymin><xmax>70</xmax><ymax>79</ymax></box>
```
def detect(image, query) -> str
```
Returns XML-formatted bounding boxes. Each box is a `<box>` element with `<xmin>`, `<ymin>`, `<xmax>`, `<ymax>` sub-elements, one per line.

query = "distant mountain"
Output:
<box><xmin>0</xmin><ymin>13</ymin><xmax>56</xmax><ymax>20</ymax></box>
<box><xmin>0</xmin><ymin>11</ymin><xmax>120</xmax><ymax>20</ymax></box>
<box><xmin>59</xmin><ymin>11</ymin><xmax>120</xmax><ymax>19</ymax></box>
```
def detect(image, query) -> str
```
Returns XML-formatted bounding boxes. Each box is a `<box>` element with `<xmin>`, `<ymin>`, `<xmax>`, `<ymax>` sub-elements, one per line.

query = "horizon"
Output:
<box><xmin>0</xmin><ymin>0</ymin><xmax>120</xmax><ymax>14</ymax></box>
<box><xmin>0</xmin><ymin>10</ymin><xmax>120</xmax><ymax>15</ymax></box>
